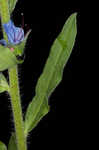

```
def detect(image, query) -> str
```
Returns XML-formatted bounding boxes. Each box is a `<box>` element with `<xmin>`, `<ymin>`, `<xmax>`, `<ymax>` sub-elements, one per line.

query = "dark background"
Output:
<box><xmin>0</xmin><ymin>0</ymin><xmax>80</xmax><ymax>149</ymax></box>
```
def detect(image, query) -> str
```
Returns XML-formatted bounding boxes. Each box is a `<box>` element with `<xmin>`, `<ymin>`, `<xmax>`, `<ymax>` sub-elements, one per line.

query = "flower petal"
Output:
<box><xmin>3</xmin><ymin>20</ymin><xmax>24</xmax><ymax>45</ymax></box>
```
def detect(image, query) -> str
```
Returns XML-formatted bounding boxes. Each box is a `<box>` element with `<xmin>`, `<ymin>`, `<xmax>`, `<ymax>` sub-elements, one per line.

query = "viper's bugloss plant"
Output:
<box><xmin>0</xmin><ymin>0</ymin><xmax>77</xmax><ymax>150</ymax></box>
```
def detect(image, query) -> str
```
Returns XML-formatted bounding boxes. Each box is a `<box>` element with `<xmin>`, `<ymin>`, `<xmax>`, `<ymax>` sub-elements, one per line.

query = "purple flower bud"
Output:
<box><xmin>3</xmin><ymin>20</ymin><xmax>24</xmax><ymax>45</ymax></box>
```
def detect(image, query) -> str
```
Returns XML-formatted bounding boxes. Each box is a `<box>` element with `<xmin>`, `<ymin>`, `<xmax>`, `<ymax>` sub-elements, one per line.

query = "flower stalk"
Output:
<box><xmin>0</xmin><ymin>0</ymin><xmax>27</xmax><ymax>150</ymax></box>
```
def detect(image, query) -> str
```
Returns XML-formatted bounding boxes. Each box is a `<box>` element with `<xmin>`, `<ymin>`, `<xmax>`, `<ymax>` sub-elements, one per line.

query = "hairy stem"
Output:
<box><xmin>0</xmin><ymin>0</ymin><xmax>10</xmax><ymax>41</ymax></box>
<box><xmin>8</xmin><ymin>66</ymin><xmax>27</xmax><ymax>150</ymax></box>
<box><xmin>0</xmin><ymin>0</ymin><xmax>27</xmax><ymax>149</ymax></box>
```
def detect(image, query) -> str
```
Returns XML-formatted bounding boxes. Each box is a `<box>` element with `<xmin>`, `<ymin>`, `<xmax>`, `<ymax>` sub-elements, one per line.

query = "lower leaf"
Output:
<box><xmin>0</xmin><ymin>73</ymin><xmax>9</xmax><ymax>93</ymax></box>
<box><xmin>24</xmin><ymin>97</ymin><xmax>49</xmax><ymax>135</ymax></box>
<box><xmin>0</xmin><ymin>141</ymin><xmax>7</xmax><ymax>150</ymax></box>
<box><xmin>8</xmin><ymin>133</ymin><xmax>17</xmax><ymax>150</ymax></box>
<box><xmin>24</xmin><ymin>13</ymin><xmax>77</xmax><ymax>135</ymax></box>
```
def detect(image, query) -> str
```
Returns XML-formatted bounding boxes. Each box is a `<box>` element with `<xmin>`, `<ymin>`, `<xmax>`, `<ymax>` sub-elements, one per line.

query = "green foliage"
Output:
<box><xmin>0</xmin><ymin>141</ymin><xmax>7</xmax><ymax>150</ymax></box>
<box><xmin>0</xmin><ymin>45</ymin><xmax>18</xmax><ymax>71</ymax></box>
<box><xmin>13</xmin><ymin>30</ymin><xmax>31</xmax><ymax>56</ymax></box>
<box><xmin>0</xmin><ymin>29</ymin><xmax>31</xmax><ymax>72</ymax></box>
<box><xmin>0</xmin><ymin>73</ymin><xmax>9</xmax><ymax>93</ymax></box>
<box><xmin>8</xmin><ymin>0</ymin><xmax>18</xmax><ymax>14</ymax></box>
<box><xmin>24</xmin><ymin>13</ymin><xmax>77</xmax><ymax>135</ymax></box>
<box><xmin>8</xmin><ymin>133</ymin><xmax>17</xmax><ymax>150</ymax></box>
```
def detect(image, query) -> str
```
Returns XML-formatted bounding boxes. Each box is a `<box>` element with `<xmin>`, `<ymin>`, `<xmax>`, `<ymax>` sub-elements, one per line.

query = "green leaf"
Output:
<box><xmin>0</xmin><ymin>45</ymin><xmax>19</xmax><ymax>71</ymax></box>
<box><xmin>0</xmin><ymin>73</ymin><xmax>9</xmax><ymax>93</ymax></box>
<box><xmin>24</xmin><ymin>96</ymin><xmax>49</xmax><ymax>135</ymax></box>
<box><xmin>8</xmin><ymin>0</ymin><xmax>18</xmax><ymax>14</ymax></box>
<box><xmin>24</xmin><ymin>13</ymin><xmax>77</xmax><ymax>135</ymax></box>
<box><xmin>0</xmin><ymin>141</ymin><xmax>7</xmax><ymax>150</ymax></box>
<box><xmin>13</xmin><ymin>30</ymin><xmax>31</xmax><ymax>56</ymax></box>
<box><xmin>8</xmin><ymin>133</ymin><xmax>17</xmax><ymax>150</ymax></box>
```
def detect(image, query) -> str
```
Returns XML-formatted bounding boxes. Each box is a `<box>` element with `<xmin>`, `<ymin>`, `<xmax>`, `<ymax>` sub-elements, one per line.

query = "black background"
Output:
<box><xmin>0</xmin><ymin>0</ymin><xmax>80</xmax><ymax>149</ymax></box>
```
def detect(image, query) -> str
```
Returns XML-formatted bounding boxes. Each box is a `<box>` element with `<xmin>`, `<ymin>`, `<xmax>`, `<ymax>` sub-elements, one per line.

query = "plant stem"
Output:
<box><xmin>0</xmin><ymin>0</ymin><xmax>27</xmax><ymax>149</ymax></box>
<box><xmin>0</xmin><ymin>0</ymin><xmax>10</xmax><ymax>42</ymax></box>
<box><xmin>8</xmin><ymin>66</ymin><xmax>27</xmax><ymax>150</ymax></box>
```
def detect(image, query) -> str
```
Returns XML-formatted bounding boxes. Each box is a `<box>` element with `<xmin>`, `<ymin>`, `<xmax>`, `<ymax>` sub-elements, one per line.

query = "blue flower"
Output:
<box><xmin>0</xmin><ymin>20</ymin><xmax>24</xmax><ymax>46</ymax></box>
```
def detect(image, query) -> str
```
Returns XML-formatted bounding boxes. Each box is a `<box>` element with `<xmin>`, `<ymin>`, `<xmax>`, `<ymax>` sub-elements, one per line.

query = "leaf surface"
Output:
<box><xmin>0</xmin><ymin>45</ymin><xmax>18</xmax><ymax>71</ymax></box>
<box><xmin>0</xmin><ymin>141</ymin><xmax>7</xmax><ymax>150</ymax></box>
<box><xmin>0</xmin><ymin>73</ymin><xmax>9</xmax><ymax>93</ymax></box>
<box><xmin>24</xmin><ymin>13</ymin><xmax>77</xmax><ymax>135</ymax></box>
<box><xmin>8</xmin><ymin>133</ymin><xmax>17</xmax><ymax>150</ymax></box>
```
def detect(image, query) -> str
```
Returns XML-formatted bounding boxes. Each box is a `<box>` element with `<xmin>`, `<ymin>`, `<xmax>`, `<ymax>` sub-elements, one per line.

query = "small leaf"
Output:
<box><xmin>0</xmin><ymin>73</ymin><xmax>9</xmax><ymax>93</ymax></box>
<box><xmin>8</xmin><ymin>133</ymin><xmax>17</xmax><ymax>150</ymax></box>
<box><xmin>8</xmin><ymin>0</ymin><xmax>18</xmax><ymax>14</ymax></box>
<box><xmin>0</xmin><ymin>45</ymin><xmax>20</xmax><ymax>71</ymax></box>
<box><xmin>13</xmin><ymin>30</ymin><xmax>31</xmax><ymax>56</ymax></box>
<box><xmin>0</xmin><ymin>141</ymin><xmax>7</xmax><ymax>150</ymax></box>
<box><xmin>24</xmin><ymin>13</ymin><xmax>77</xmax><ymax>135</ymax></box>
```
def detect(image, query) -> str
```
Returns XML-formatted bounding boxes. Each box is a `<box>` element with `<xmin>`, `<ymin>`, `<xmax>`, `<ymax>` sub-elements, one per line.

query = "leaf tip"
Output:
<box><xmin>70</xmin><ymin>12</ymin><xmax>77</xmax><ymax>23</ymax></box>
